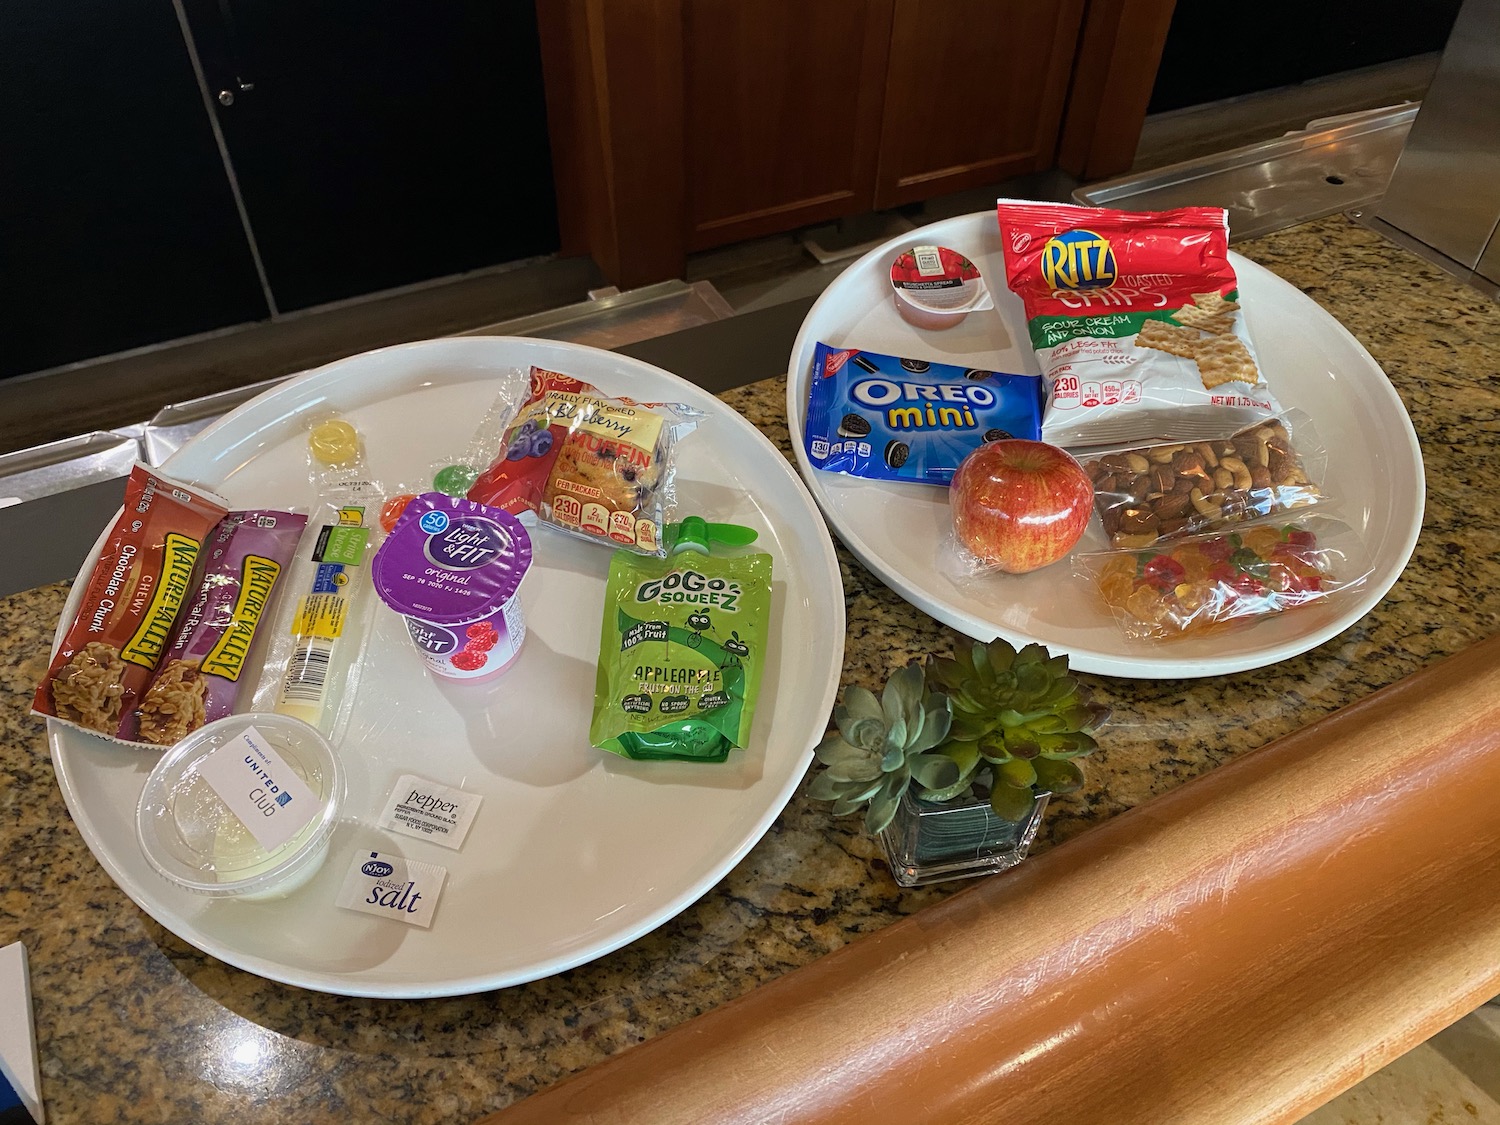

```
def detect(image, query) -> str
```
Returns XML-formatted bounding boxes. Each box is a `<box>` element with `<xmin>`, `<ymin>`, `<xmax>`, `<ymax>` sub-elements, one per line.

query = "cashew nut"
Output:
<box><xmin>1220</xmin><ymin>455</ymin><xmax>1253</xmax><ymax>490</ymax></box>
<box><xmin>1189</xmin><ymin>487</ymin><xmax>1221</xmax><ymax>518</ymax></box>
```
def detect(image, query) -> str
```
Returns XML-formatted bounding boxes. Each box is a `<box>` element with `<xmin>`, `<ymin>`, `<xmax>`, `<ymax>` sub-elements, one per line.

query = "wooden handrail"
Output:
<box><xmin>478</xmin><ymin>633</ymin><xmax>1500</xmax><ymax>1125</ymax></box>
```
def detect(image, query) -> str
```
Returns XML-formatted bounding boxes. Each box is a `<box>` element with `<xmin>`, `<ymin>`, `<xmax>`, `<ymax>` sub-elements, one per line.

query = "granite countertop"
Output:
<box><xmin>2</xmin><ymin>214</ymin><xmax>1498</xmax><ymax>1124</ymax></box>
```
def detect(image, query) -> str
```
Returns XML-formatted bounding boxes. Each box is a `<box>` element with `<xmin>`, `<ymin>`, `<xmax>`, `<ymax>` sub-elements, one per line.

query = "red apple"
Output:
<box><xmin>950</xmin><ymin>440</ymin><xmax>1094</xmax><ymax>573</ymax></box>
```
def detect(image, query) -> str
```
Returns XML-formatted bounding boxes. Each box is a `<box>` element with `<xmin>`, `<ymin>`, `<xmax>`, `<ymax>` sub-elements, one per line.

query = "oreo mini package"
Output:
<box><xmin>804</xmin><ymin>343</ymin><xmax>1043</xmax><ymax>484</ymax></box>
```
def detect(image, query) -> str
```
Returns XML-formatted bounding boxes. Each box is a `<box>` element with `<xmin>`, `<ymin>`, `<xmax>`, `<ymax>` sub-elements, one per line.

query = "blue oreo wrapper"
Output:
<box><xmin>804</xmin><ymin>343</ymin><xmax>1044</xmax><ymax>484</ymax></box>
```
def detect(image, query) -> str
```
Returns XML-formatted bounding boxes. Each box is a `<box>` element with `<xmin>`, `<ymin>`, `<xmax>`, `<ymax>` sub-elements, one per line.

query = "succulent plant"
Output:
<box><xmin>924</xmin><ymin>638</ymin><xmax>1109</xmax><ymax>821</ymax></box>
<box><xmin>808</xmin><ymin>663</ymin><xmax>956</xmax><ymax>834</ymax></box>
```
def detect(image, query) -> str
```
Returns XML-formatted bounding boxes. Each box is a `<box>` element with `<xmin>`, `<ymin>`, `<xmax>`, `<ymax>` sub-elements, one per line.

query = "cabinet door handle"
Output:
<box><xmin>217</xmin><ymin>79</ymin><xmax>254</xmax><ymax>107</ymax></box>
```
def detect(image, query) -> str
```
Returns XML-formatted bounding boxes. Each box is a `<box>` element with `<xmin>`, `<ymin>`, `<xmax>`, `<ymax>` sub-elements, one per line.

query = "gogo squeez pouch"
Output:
<box><xmin>591</xmin><ymin>518</ymin><xmax>771</xmax><ymax>762</ymax></box>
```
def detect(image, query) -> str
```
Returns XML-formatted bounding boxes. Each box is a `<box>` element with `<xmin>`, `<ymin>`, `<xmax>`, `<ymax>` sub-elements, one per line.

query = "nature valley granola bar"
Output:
<box><xmin>133</xmin><ymin>509</ymin><xmax>306</xmax><ymax>745</ymax></box>
<box><xmin>33</xmin><ymin>465</ymin><xmax>228</xmax><ymax>739</ymax></box>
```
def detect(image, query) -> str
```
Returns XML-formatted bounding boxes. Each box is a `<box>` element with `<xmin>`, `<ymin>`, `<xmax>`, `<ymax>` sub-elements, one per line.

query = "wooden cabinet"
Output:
<box><xmin>875</xmin><ymin>0</ymin><xmax>1084</xmax><ymax>208</ymax></box>
<box><xmin>683</xmin><ymin>0</ymin><xmax>893</xmax><ymax>250</ymax></box>
<box><xmin>540</xmin><ymin>0</ymin><xmax>1173</xmax><ymax>286</ymax></box>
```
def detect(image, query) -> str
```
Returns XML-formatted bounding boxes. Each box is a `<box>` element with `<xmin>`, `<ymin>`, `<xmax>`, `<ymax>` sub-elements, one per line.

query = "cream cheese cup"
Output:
<box><xmin>890</xmin><ymin>244</ymin><xmax>995</xmax><ymax>330</ymax></box>
<box><xmin>135</xmin><ymin>712</ymin><xmax>343</xmax><ymax>900</ymax></box>
<box><xmin>371</xmin><ymin>492</ymin><xmax>532</xmax><ymax>682</ymax></box>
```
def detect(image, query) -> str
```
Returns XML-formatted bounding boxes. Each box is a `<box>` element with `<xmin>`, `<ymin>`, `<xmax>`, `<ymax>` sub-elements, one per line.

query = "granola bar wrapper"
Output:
<box><xmin>131</xmin><ymin>510</ymin><xmax>307</xmax><ymax>746</ymax></box>
<box><xmin>33</xmin><ymin>465</ymin><xmax>229</xmax><ymax>739</ymax></box>
<box><xmin>466</xmin><ymin>366</ymin><xmax>701</xmax><ymax>556</ymax></box>
<box><xmin>995</xmin><ymin>199</ymin><xmax>1287</xmax><ymax>448</ymax></box>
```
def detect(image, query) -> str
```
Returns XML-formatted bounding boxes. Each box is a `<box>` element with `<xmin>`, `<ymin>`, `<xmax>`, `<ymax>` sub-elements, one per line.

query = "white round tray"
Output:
<box><xmin>786</xmin><ymin>211</ymin><xmax>1424</xmax><ymax>677</ymax></box>
<box><xmin>50</xmin><ymin>337</ymin><xmax>845</xmax><ymax>997</ymax></box>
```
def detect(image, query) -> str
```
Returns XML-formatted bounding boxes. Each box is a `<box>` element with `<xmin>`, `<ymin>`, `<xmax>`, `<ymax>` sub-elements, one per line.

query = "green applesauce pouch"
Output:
<box><xmin>591</xmin><ymin>518</ymin><xmax>771</xmax><ymax>762</ymax></box>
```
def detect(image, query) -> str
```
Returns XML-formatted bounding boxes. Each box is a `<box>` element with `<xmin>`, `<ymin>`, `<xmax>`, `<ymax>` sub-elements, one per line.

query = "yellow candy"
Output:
<box><xmin>1243</xmin><ymin>526</ymin><xmax>1282</xmax><ymax>554</ymax></box>
<box><xmin>309</xmin><ymin>420</ymin><xmax>360</xmax><ymax>466</ymax></box>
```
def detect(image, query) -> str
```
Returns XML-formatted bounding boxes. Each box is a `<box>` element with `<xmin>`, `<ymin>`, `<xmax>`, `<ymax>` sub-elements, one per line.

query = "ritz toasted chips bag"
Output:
<box><xmin>995</xmin><ymin>199</ymin><xmax>1287</xmax><ymax>448</ymax></box>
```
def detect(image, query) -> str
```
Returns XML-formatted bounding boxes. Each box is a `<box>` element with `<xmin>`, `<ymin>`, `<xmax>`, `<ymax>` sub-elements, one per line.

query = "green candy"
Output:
<box><xmin>432</xmin><ymin>463</ymin><xmax>478</xmax><ymax>497</ymax></box>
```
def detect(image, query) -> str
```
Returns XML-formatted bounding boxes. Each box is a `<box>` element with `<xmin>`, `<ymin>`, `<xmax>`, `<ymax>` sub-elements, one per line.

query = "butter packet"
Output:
<box><xmin>590</xmin><ymin>518</ymin><xmax>771</xmax><ymax>762</ymax></box>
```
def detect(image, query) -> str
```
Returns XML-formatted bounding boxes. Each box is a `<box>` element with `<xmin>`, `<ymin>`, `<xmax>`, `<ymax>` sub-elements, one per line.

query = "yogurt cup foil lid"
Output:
<box><xmin>372</xmin><ymin>492</ymin><xmax>532</xmax><ymax>626</ymax></box>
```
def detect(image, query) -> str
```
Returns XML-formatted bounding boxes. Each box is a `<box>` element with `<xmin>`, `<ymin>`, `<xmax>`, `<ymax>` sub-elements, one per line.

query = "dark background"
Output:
<box><xmin>1149</xmin><ymin>1</ymin><xmax>1463</xmax><ymax>113</ymax></box>
<box><xmin>0</xmin><ymin>0</ymin><xmax>558</xmax><ymax>381</ymax></box>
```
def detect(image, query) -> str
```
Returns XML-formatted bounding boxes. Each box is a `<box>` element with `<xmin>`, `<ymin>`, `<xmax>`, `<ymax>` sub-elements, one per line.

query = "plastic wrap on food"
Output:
<box><xmin>1079</xmin><ymin>413</ymin><xmax>1326</xmax><ymax>549</ymax></box>
<box><xmin>132</xmin><ymin>510</ymin><xmax>306</xmax><ymax>746</ymax></box>
<box><xmin>1076</xmin><ymin>518</ymin><xmax>1369</xmax><ymax>640</ymax></box>
<box><xmin>32</xmin><ymin>464</ymin><xmax>229</xmax><ymax>740</ymax></box>
<box><xmin>467</xmin><ymin>367</ymin><xmax>701</xmax><ymax>556</ymax></box>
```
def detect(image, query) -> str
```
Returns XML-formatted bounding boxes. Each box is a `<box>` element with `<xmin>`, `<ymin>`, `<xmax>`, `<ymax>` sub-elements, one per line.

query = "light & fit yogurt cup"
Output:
<box><xmin>371</xmin><ymin>492</ymin><xmax>532</xmax><ymax>681</ymax></box>
<box><xmin>890</xmin><ymin>244</ymin><xmax>994</xmax><ymax>330</ymax></box>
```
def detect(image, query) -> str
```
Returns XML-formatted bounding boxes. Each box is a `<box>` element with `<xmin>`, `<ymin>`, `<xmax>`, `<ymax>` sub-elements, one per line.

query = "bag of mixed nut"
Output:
<box><xmin>33</xmin><ymin>465</ymin><xmax>229</xmax><ymax>740</ymax></box>
<box><xmin>995</xmin><ymin>199</ymin><xmax>1288</xmax><ymax>448</ymax></box>
<box><xmin>132</xmin><ymin>509</ymin><xmax>306</xmax><ymax>746</ymax></box>
<box><xmin>1079</xmin><ymin>414</ymin><xmax>1326</xmax><ymax>549</ymax></box>
<box><xmin>466</xmin><ymin>367</ymin><xmax>701</xmax><ymax>557</ymax></box>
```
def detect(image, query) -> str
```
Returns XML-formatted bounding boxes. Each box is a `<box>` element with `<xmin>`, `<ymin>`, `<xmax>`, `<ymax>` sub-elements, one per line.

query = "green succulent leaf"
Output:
<box><xmin>996</xmin><ymin>757</ymin><xmax>1037</xmax><ymax>788</ymax></box>
<box><xmin>807</xmin><ymin>770</ymin><xmax>847</xmax><ymax>802</ymax></box>
<box><xmin>990</xmin><ymin>779</ymin><xmax>1036</xmax><ymax>822</ymax></box>
<box><xmin>907</xmin><ymin>752</ymin><xmax>960</xmax><ymax>792</ymax></box>
<box><xmin>1004</xmin><ymin>730</ymin><xmax>1042</xmax><ymax>760</ymax></box>
<box><xmin>882</xmin><ymin>663</ymin><xmax>922</xmax><ymax>726</ymax></box>
<box><xmin>842</xmin><ymin>684</ymin><xmax>883</xmax><ymax>724</ymax></box>
<box><xmin>1033</xmin><ymin>756</ymin><xmax>1085</xmax><ymax>794</ymax></box>
<box><xmin>909</xmin><ymin>695</ymin><xmax>952</xmax><ymax>753</ymax></box>
<box><xmin>814</xmin><ymin>731</ymin><xmax>859</xmax><ymax>766</ymax></box>
<box><xmin>947</xmin><ymin>712</ymin><xmax>994</xmax><ymax>743</ymax></box>
<box><xmin>864</xmin><ymin>771</ymin><xmax>908</xmax><ymax>835</ymax></box>
<box><xmin>823</xmin><ymin>754</ymin><xmax>885</xmax><ymax>784</ymax></box>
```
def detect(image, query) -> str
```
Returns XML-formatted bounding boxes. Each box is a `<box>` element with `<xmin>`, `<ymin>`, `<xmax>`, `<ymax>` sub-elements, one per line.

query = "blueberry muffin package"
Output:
<box><xmin>33</xmin><ymin>464</ymin><xmax>229</xmax><ymax>740</ymax></box>
<box><xmin>467</xmin><ymin>367</ymin><xmax>701</xmax><ymax>556</ymax></box>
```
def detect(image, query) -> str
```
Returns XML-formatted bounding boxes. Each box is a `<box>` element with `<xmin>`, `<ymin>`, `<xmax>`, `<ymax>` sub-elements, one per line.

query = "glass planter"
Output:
<box><xmin>879</xmin><ymin>787</ymin><xmax>1049</xmax><ymax>888</ymax></box>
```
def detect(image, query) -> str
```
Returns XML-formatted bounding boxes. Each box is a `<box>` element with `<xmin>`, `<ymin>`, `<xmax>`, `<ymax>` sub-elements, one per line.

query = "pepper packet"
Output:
<box><xmin>132</xmin><ymin>510</ymin><xmax>306</xmax><ymax>746</ymax></box>
<box><xmin>995</xmin><ymin>199</ymin><xmax>1288</xmax><ymax>448</ymax></box>
<box><xmin>33</xmin><ymin>464</ymin><xmax>229</xmax><ymax>741</ymax></box>
<box><xmin>803</xmin><ymin>342</ymin><xmax>1044</xmax><ymax>485</ymax></box>
<box><xmin>590</xmin><ymin>518</ymin><xmax>771</xmax><ymax>762</ymax></box>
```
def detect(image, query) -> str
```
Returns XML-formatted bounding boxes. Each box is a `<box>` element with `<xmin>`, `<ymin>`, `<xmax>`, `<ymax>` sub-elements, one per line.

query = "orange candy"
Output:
<box><xmin>379</xmin><ymin>493</ymin><xmax>418</xmax><ymax>535</ymax></box>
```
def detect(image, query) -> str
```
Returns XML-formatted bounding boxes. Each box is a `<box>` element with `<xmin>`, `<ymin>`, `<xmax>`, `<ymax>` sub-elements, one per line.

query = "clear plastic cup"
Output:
<box><xmin>135</xmin><ymin>712</ymin><xmax>343</xmax><ymax>900</ymax></box>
